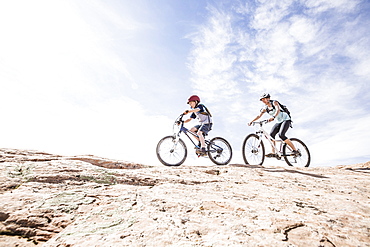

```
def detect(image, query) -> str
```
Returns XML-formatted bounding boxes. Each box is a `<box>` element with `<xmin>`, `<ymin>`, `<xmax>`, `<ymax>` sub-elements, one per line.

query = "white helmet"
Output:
<box><xmin>260</xmin><ymin>93</ymin><xmax>270</xmax><ymax>100</ymax></box>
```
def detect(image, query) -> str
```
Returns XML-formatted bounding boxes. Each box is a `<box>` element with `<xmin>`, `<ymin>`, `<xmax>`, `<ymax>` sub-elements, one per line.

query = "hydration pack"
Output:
<box><xmin>268</xmin><ymin>100</ymin><xmax>291</xmax><ymax>118</ymax></box>
<box><xmin>198</xmin><ymin>104</ymin><xmax>212</xmax><ymax>117</ymax></box>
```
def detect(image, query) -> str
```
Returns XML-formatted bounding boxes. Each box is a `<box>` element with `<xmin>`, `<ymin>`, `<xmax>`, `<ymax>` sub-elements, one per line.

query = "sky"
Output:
<box><xmin>0</xmin><ymin>0</ymin><xmax>369</xmax><ymax>167</ymax></box>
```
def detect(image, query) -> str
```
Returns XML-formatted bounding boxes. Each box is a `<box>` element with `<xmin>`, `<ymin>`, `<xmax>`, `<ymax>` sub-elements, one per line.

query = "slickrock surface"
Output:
<box><xmin>0</xmin><ymin>148</ymin><xmax>369</xmax><ymax>246</ymax></box>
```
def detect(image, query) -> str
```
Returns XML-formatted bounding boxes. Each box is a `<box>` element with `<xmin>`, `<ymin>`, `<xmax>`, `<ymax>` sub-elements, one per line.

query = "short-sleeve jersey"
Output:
<box><xmin>190</xmin><ymin>104</ymin><xmax>212</xmax><ymax>124</ymax></box>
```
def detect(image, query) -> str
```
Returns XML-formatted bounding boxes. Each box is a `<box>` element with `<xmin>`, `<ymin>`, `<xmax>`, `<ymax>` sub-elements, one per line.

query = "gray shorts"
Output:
<box><xmin>194</xmin><ymin>123</ymin><xmax>213</xmax><ymax>136</ymax></box>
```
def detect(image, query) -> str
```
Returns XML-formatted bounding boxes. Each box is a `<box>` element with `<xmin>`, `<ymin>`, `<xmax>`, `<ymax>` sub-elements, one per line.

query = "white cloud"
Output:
<box><xmin>0</xmin><ymin>0</ymin><xmax>173</xmax><ymax>165</ymax></box>
<box><xmin>251</xmin><ymin>0</ymin><xmax>294</xmax><ymax>30</ymax></box>
<box><xmin>345</xmin><ymin>38</ymin><xmax>370</xmax><ymax>77</ymax></box>
<box><xmin>0</xmin><ymin>0</ymin><xmax>369</xmax><ymax>168</ymax></box>
<box><xmin>303</xmin><ymin>0</ymin><xmax>360</xmax><ymax>14</ymax></box>
<box><xmin>187</xmin><ymin>0</ymin><xmax>370</xmax><ymax>167</ymax></box>
<box><xmin>0</xmin><ymin>87</ymin><xmax>172</xmax><ymax>164</ymax></box>
<box><xmin>188</xmin><ymin>7</ymin><xmax>241</xmax><ymax>103</ymax></box>
<box><xmin>309</xmin><ymin>114</ymin><xmax>370</xmax><ymax>166</ymax></box>
<box><xmin>288</xmin><ymin>16</ymin><xmax>318</xmax><ymax>44</ymax></box>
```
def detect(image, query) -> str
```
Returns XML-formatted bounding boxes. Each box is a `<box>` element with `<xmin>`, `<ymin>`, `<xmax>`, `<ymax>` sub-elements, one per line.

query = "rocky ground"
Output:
<box><xmin>0</xmin><ymin>148</ymin><xmax>369</xmax><ymax>247</ymax></box>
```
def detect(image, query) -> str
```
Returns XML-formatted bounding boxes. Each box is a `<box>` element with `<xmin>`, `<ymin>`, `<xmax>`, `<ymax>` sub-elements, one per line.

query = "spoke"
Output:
<box><xmin>156</xmin><ymin>136</ymin><xmax>187</xmax><ymax>166</ymax></box>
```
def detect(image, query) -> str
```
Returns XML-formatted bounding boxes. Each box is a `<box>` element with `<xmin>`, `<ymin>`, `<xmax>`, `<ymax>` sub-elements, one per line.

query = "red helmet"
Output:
<box><xmin>187</xmin><ymin>95</ymin><xmax>200</xmax><ymax>104</ymax></box>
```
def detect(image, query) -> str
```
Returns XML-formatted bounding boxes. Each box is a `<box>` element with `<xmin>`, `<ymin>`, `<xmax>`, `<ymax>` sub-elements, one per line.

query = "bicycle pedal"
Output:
<box><xmin>196</xmin><ymin>151</ymin><xmax>207</xmax><ymax>157</ymax></box>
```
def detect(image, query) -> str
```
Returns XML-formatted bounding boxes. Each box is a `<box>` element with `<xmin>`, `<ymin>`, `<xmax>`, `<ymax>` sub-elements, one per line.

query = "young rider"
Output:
<box><xmin>183</xmin><ymin>95</ymin><xmax>213</xmax><ymax>155</ymax></box>
<box><xmin>248</xmin><ymin>93</ymin><xmax>298</xmax><ymax>157</ymax></box>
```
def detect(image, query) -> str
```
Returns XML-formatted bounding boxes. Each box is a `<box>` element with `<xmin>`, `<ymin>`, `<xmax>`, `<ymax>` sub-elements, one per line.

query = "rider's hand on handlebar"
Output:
<box><xmin>183</xmin><ymin>110</ymin><xmax>190</xmax><ymax>115</ymax></box>
<box><xmin>248</xmin><ymin>122</ymin><xmax>252</xmax><ymax>126</ymax></box>
<box><xmin>268</xmin><ymin>118</ymin><xmax>274</xmax><ymax>122</ymax></box>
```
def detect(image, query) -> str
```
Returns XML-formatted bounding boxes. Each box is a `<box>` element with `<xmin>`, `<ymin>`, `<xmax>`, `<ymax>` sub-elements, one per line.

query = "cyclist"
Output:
<box><xmin>248</xmin><ymin>93</ymin><xmax>298</xmax><ymax>157</ymax></box>
<box><xmin>183</xmin><ymin>95</ymin><xmax>213</xmax><ymax>155</ymax></box>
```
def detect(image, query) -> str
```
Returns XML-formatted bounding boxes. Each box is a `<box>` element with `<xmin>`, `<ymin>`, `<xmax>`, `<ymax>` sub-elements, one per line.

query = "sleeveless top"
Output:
<box><xmin>265</xmin><ymin>101</ymin><xmax>290</xmax><ymax>124</ymax></box>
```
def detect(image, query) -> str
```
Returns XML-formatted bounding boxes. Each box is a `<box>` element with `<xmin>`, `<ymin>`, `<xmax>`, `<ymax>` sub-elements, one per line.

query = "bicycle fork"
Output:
<box><xmin>169</xmin><ymin>134</ymin><xmax>182</xmax><ymax>153</ymax></box>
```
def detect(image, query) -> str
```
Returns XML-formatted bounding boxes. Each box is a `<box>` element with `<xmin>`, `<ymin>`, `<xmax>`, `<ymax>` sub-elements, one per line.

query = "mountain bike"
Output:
<box><xmin>156</xmin><ymin>114</ymin><xmax>232</xmax><ymax>166</ymax></box>
<box><xmin>242</xmin><ymin>120</ymin><xmax>311</xmax><ymax>167</ymax></box>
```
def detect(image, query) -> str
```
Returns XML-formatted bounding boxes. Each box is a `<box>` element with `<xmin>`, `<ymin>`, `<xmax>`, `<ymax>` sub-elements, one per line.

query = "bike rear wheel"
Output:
<box><xmin>156</xmin><ymin>136</ymin><xmax>187</xmax><ymax>166</ymax></box>
<box><xmin>242</xmin><ymin>134</ymin><xmax>265</xmax><ymax>166</ymax></box>
<box><xmin>283</xmin><ymin>138</ymin><xmax>311</xmax><ymax>167</ymax></box>
<box><xmin>207</xmin><ymin>137</ymin><xmax>232</xmax><ymax>165</ymax></box>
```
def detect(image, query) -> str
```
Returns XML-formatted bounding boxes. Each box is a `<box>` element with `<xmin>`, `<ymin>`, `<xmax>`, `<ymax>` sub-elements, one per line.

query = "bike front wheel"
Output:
<box><xmin>207</xmin><ymin>137</ymin><xmax>232</xmax><ymax>165</ymax></box>
<box><xmin>156</xmin><ymin>136</ymin><xmax>187</xmax><ymax>166</ymax></box>
<box><xmin>283</xmin><ymin>138</ymin><xmax>311</xmax><ymax>167</ymax></box>
<box><xmin>242</xmin><ymin>134</ymin><xmax>265</xmax><ymax>166</ymax></box>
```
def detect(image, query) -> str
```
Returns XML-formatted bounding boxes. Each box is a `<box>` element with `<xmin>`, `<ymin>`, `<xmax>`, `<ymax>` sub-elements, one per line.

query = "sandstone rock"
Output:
<box><xmin>0</xmin><ymin>148</ymin><xmax>369</xmax><ymax>246</ymax></box>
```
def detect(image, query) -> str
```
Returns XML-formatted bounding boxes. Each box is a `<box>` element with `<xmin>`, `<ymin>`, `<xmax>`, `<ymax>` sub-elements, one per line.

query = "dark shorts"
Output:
<box><xmin>194</xmin><ymin>123</ymin><xmax>213</xmax><ymax>136</ymax></box>
<box><xmin>270</xmin><ymin>120</ymin><xmax>291</xmax><ymax>141</ymax></box>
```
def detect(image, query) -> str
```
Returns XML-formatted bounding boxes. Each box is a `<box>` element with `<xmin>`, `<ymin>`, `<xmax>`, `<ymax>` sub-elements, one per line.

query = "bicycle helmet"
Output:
<box><xmin>260</xmin><ymin>93</ymin><xmax>270</xmax><ymax>100</ymax></box>
<box><xmin>187</xmin><ymin>95</ymin><xmax>200</xmax><ymax>104</ymax></box>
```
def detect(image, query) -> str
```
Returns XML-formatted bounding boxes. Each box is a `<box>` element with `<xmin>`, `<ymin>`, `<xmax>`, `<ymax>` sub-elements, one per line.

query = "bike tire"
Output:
<box><xmin>283</xmin><ymin>138</ymin><xmax>311</xmax><ymax>167</ymax></box>
<box><xmin>156</xmin><ymin>136</ymin><xmax>187</xmax><ymax>166</ymax></box>
<box><xmin>207</xmin><ymin>137</ymin><xmax>232</xmax><ymax>165</ymax></box>
<box><xmin>242</xmin><ymin>134</ymin><xmax>265</xmax><ymax>166</ymax></box>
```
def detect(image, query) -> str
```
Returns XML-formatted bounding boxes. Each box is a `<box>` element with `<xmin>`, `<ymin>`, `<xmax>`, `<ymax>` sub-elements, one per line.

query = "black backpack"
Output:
<box><xmin>268</xmin><ymin>100</ymin><xmax>291</xmax><ymax>118</ymax></box>
<box><xmin>198</xmin><ymin>104</ymin><xmax>212</xmax><ymax>117</ymax></box>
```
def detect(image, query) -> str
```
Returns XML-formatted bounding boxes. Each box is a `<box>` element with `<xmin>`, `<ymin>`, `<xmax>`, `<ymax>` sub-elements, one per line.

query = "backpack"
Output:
<box><xmin>198</xmin><ymin>104</ymin><xmax>212</xmax><ymax>117</ymax></box>
<box><xmin>268</xmin><ymin>100</ymin><xmax>291</xmax><ymax>118</ymax></box>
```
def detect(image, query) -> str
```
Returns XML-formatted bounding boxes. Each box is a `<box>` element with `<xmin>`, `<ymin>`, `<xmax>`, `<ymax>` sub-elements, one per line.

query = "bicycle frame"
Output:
<box><xmin>174</xmin><ymin>114</ymin><xmax>210</xmax><ymax>149</ymax></box>
<box><xmin>252</xmin><ymin>120</ymin><xmax>291</xmax><ymax>158</ymax></box>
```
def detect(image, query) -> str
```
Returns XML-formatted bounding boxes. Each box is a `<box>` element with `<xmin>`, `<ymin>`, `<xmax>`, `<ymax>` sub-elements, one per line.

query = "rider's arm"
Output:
<box><xmin>248</xmin><ymin>110</ymin><xmax>265</xmax><ymax>126</ymax></box>
<box><xmin>184</xmin><ymin>108</ymin><xmax>200</xmax><ymax>114</ymax></box>
<box><xmin>183</xmin><ymin>109</ymin><xmax>198</xmax><ymax>123</ymax></box>
<box><xmin>270</xmin><ymin>101</ymin><xmax>280</xmax><ymax>121</ymax></box>
<box><xmin>183</xmin><ymin>107</ymin><xmax>200</xmax><ymax>124</ymax></box>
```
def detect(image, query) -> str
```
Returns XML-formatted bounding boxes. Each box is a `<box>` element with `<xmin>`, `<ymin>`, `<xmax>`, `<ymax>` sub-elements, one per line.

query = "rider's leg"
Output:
<box><xmin>284</xmin><ymin>139</ymin><xmax>296</xmax><ymax>151</ymax></box>
<box><xmin>190</xmin><ymin>127</ymin><xmax>199</xmax><ymax>139</ymax></box>
<box><xmin>279</xmin><ymin>120</ymin><xmax>297</xmax><ymax>151</ymax></box>
<box><xmin>197</xmin><ymin>124</ymin><xmax>211</xmax><ymax>154</ymax></box>
<box><xmin>194</xmin><ymin>130</ymin><xmax>206</xmax><ymax>155</ymax></box>
<box><xmin>197</xmin><ymin>130</ymin><xmax>206</xmax><ymax>149</ymax></box>
<box><xmin>269</xmin><ymin>123</ymin><xmax>281</xmax><ymax>155</ymax></box>
<box><xmin>190</xmin><ymin>127</ymin><xmax>201</xmax><ymax>147</ymax></box>
<box><xmin>190</xmin><ymin>127</ymin><xmax>199</xmax><ymax>137</ymax></box>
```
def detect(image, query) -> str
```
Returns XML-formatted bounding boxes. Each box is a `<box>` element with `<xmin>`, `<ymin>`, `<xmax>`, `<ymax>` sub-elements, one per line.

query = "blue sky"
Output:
<box><xmin>0</xmin><ymin>0</ymin><xmax>369</xmax><ymax>167</ymax></box>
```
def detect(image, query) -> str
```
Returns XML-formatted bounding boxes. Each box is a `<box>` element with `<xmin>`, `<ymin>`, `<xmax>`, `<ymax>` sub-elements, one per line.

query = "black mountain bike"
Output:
<box><xmin>156</xmin><ymin>114</ymin><xmax>232</xmax><ymax>166</ymax></box>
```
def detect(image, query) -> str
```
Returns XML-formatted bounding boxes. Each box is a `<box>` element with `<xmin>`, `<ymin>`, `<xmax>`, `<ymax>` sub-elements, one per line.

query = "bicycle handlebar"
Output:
<box><xmin>250</xmin><ymin>119</ymin><xmax>270</xmax><ymax>126</ymax></box>
<box><xmin>175</xmin><ymin>113</ymin><xmax>185</xmax><ymax>125</ymax></box>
